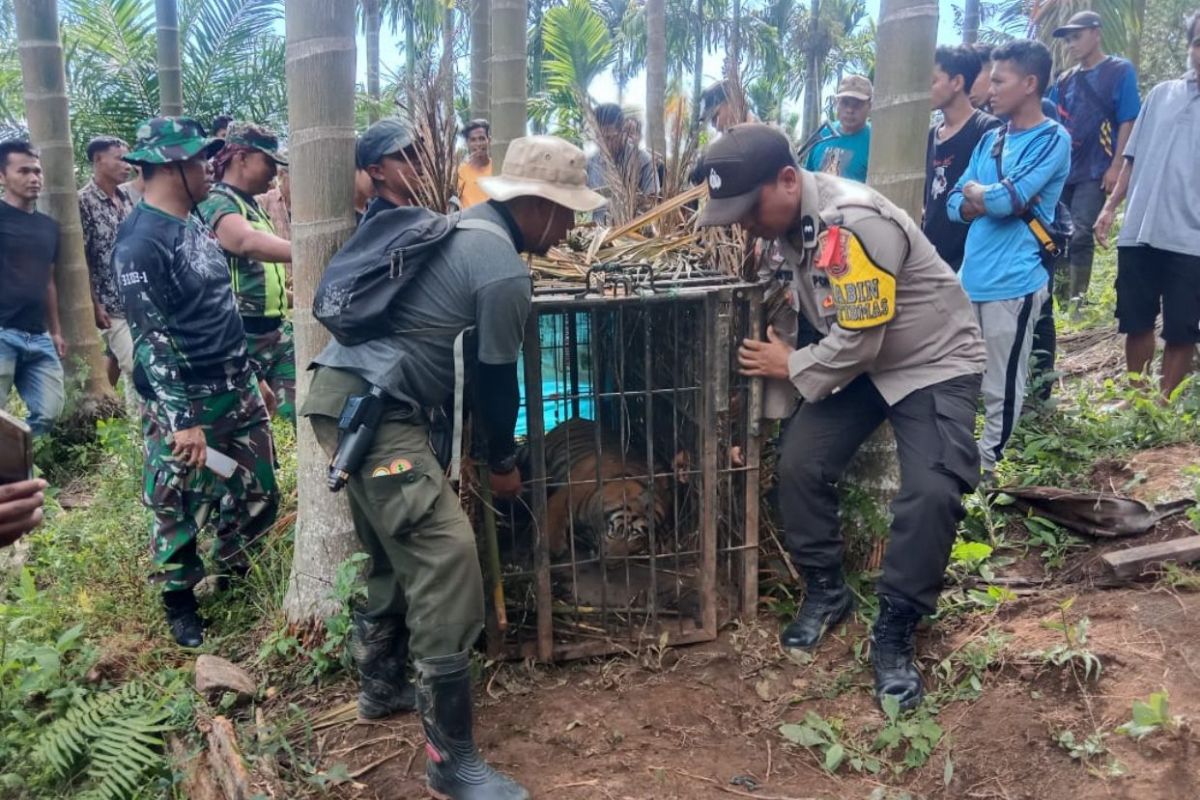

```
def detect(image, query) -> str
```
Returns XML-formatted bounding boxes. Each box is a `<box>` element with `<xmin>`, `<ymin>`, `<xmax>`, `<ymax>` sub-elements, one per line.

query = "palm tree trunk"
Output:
<box><xmin>691</xmin><ymin>0</ymin><xmax>704</xmax><ymax>130</ymax></box>
<box><xmin>847</xmin><ymin>0</ymin><xmax>940</xmax><ymax>568</ymax></box>
<box><xmin>442</xmin><ymin>1</ymin><xmax>456</xmax><ymax>125</ymax></box>
<box><xmin>529</xmin><ymin>0</ymin><xmax>546</xmax><ymax>135</ymax></box>
<box><xmin>154</xmin><ymin>0</ymin><xmax>183</xmax><ymax>116</ymax></box>
<box><xmin>867</xmin><ymin>0</ymin><xmax>937</xmax><ymax>217</ymax></box>
<box><xmin>282</xmin><ymin>0</ymin><xmax>360</xmax><ymax>626</ymax></box>
<box><xmin>802</xmin><ymin>0</ymin><xmax>821</xmax><ymax>139</ymax></box>
<box><xmin>13</xmin><ymin>0</ymin><xmax>113</xmax><ymax>404</ymax></box>
<box><xmin>364</xmin><ymin>0</ymin><xmax>383</xmax><ymax>123</ymax></box>
<box><xmin>962</xmin><ymin>0</ymin><xmax>980</xmax><ymax>44</ymax></box>
<box><xmin>490</xmin><ymin>0</ymin><xmax>527</xmax><ymax>168</ymax></box>
<box><xmin>731</xmin><ymin>0</ymin><xmax>742</xmax><ymax>71</ymax></box>
<box><xmin>646</xmin><ymin>0</ymin><xmax>666</xmax><ymax>162</ymax></box>
<box><xmin>469</xmin><ymin>0</ymin><xmax>490</xmax><ymax>121</ymax></box>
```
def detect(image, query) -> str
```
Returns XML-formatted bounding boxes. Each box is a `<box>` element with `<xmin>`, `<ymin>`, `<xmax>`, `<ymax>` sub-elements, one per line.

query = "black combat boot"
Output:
<box><xmin>163</xmin><ymin>588</ymin><xmax>204</xmax><ymax>648</ymax></box>
<box><xmin>416</xmin><ymin>650</ymin><xmax>530</xmax><ymax>800</ymax></box>
<box><xmin>871</xmin><ymin>595</ymin><xmax>924</xmax><ymax>711</ymax></box>
<box><xmin>780</xmin><ymin>567</ymin><xmax>855</xmax><ymax>650</ymax></box>
<box><xmin>350</xmin><ymin>611</ymin><xmax>417</xmax><ymax>719</ymax></box>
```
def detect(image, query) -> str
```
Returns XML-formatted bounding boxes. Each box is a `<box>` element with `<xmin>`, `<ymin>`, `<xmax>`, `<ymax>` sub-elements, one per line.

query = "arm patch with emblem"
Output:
<box><xmin>816</xmin><ymin>226</ymin><xmax>897</xmax><ymax>330</ymax></box>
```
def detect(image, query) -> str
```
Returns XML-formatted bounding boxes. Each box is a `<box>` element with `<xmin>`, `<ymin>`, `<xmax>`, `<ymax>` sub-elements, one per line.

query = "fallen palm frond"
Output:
<box><xmin>530</xmin><ymin>183</ymin><xmax>751</xmax><ymax>291</ymax></box>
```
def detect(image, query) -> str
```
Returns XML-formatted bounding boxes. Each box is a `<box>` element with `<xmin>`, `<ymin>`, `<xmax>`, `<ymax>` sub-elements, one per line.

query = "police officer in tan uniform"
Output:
<box><xmin>698</xmin><ymin>124</ymin><xmax>986</xmax><ymax>710</ymax></box>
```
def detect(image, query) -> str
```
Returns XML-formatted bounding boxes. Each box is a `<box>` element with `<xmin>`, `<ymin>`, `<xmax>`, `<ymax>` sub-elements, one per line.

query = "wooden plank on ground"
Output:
<box><xmin>1102</xmin><ymin>537</ymin><xmax>1200</xmax><ymax>579</ymax></box>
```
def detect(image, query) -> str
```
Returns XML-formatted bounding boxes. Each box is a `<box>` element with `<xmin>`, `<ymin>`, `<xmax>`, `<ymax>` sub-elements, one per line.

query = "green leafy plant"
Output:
<box><xmin>1054</xmin><ymin>728</ymin><xmax>1107</xmax><ymax>762</ymax></box>
<box><xmin>872</xmin><ymin>695</ymin><xmax>944</xmax><ymax>771</ymax></box>
<box><xmin>1115</xmin><ymin>691</ymin><xmax>1175</xmax><ymax>740</ymax></box>
<box><xmin>35</xmin><ymin>680</ymin><xmax>186</xmax><ymax>800</ymax></box>
<box><xmin>780</xmin><ymin>711</ymin><xmax>881</xmax><ymax>774</ymax></box>
<box><xmin>1024</xmin><ymin>516</ymin><xmax>1084</xmax><ymax>570</ymax></box>
<box><xmin>1027</xmin><ymin>598</ymin><xmax>1102</xmax><ymax>682</ymax></box>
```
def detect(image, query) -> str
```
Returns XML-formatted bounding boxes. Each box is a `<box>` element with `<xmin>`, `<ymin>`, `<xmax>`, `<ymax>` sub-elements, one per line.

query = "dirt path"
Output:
<box><xmin>295</xmin><ymin>580</ymin><xmax>1199</xmax><ymax>800</ymax></box>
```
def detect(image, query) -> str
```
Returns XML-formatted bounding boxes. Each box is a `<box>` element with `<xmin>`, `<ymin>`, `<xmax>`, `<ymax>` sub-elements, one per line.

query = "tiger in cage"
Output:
<box><xmin>536</xmin><ymin>417</ymin><xmax>686</xmax><ymax>560</ymax></box>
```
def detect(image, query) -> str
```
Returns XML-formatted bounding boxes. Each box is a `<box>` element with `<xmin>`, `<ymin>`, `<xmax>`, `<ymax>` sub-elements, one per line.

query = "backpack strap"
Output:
<box><xmin>989</xmin><ymin>125</ymin><xmax>1062</xmax><ymax>260</ymax></box>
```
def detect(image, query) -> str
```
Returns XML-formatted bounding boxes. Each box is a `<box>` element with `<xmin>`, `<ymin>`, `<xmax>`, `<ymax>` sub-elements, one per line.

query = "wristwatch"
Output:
<box><xmin>490</xmin><ymin>453</ymin><xmax>518</xmax><ymax>475</ymax></box>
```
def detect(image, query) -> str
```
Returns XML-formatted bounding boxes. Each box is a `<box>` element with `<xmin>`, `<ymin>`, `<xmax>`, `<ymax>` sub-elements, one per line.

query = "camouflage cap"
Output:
<box><xmin>124</xmin><ymin>117</ymin><xmax>224</xmax><ymax>165</ymax></box>
<box><xmin>224</xmin><ymin>122</ymin><xmax>288</xmax><ymax>165</ymax></box>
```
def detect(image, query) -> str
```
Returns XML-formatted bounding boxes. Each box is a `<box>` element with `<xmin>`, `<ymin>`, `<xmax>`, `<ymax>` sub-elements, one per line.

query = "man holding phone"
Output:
<box><xmin>0</xmin><ymin>479</ymin><xmax>46</xmax><ymax>547</ymax></box>
<box><xmin>112</xmin><ymin>118</ymin><xmax>279</xmax><ymax>647</ymax></box>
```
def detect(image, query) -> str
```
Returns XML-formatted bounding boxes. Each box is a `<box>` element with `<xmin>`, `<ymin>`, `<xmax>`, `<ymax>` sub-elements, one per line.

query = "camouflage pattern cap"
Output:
<box><xmin>124</xmin><ymin>117</ymin><xmax>224</xmax><ymax>165</ymax></box>
<box><xmin>224</xmin><ymin>122</ymin><xmax>288</xmax><ymax>165</ymax></box>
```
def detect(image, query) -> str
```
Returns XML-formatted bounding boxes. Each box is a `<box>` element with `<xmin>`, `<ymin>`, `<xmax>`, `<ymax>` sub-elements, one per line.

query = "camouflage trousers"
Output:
<box><xmin>142</xmin><ymin>381</ymin><xmax>279</xmax><ymax>593</ymax></box>
<box><xmin>245</xmin><ymin>319</ymin><xmax>296</xmax><ymax>425</ymax></box>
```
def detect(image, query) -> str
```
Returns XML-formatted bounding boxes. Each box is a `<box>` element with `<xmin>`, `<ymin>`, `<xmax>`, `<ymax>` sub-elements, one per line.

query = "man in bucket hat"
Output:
<box><xmin>201</xmin><ymin>122</ymin><xmax>295</xmax><ymax>424</ymax></box>
<box><xmin>112</xmin><ymin>117</ymin><xmax>279</xmax><ymax>647</ymax></box>
<box><xmin>302</xmin><ymin>135</ymin><xmax>604</xmax><ymax>800</ymax></box>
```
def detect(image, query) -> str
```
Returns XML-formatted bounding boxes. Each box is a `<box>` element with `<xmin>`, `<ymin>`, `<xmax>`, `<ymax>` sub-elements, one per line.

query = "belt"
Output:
<box><xmin>243</xmin><ymin>315</ymin><xmax>283</xmax><ymax>334</ymax></box>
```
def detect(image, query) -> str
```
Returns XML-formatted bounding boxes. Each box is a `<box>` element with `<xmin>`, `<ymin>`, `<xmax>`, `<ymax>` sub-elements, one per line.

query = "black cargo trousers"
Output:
<box><xmin>777</xmin><ymin>372</ymin><xmax>983</xmax><ymax>615</ymax></box>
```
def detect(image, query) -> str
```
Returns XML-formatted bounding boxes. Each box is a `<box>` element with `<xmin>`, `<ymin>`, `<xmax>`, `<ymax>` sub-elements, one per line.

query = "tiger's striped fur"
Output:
<box><xmin>542</xmin><ymin>418</ymin><xmax>670</xmax><ymax>559</ymax></box>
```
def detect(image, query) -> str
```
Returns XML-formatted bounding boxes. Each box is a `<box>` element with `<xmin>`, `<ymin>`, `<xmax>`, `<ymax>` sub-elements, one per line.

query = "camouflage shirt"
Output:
<box><xmin>78</xmin><ymin>179</ymin><xmax>134</xmax><ymax>316</ymax></box>
<box><xmin>112</xmin><ymin>202</ymin><xmax>252</xmax><ymax>432</ymax></box>
<box><xmin>199</xmin><ymin>184</ymin><xmax>289</xmax><ymax>319</ymax></box>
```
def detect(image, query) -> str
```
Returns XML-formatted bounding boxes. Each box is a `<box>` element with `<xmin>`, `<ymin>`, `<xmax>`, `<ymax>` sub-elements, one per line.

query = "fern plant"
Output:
<box><xmin>35</xmin><ymin>681</ymin><xmax>182</xmax><ymax>800</ymax></box>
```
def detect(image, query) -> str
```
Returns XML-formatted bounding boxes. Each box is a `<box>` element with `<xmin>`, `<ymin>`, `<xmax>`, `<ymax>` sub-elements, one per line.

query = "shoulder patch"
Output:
<box><xmin>818</xmin><ymin>230</ymin><xmax>896</xmax><ymax>330</ymax></box>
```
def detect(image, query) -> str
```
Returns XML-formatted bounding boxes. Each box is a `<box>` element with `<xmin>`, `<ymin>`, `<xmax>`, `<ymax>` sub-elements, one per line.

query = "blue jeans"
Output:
<box><xmin>0</xmin><ymin>328</ymin><xmax>65</xmax><ymax>435</ymax></box>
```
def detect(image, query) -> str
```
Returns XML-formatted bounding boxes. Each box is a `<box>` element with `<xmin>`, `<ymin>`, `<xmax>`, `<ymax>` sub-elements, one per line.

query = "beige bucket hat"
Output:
<box><xmin>479</xmin><ymin>135</ymin><xmax>607</xmax><ymax>212</ymax></box>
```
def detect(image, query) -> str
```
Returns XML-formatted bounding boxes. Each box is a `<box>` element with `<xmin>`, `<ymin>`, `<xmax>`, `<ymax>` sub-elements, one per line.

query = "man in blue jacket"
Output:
<box><xmin>948</xmin><ymin>40</ymin><xmax>1071</xmax><ymax>476</ymax></box>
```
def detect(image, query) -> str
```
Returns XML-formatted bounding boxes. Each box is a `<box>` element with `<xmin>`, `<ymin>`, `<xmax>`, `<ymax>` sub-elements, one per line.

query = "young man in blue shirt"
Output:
<box><xmin>804</xmin><ymin>75</ymin><xmax>872</xmax><ymax>183</ymax></box>
<box><xmin>1049</xmin><ymin>10</ymin><xmax>1141</xmax><ymax>310</ymax></box>
<box><xmin>948</xmin><ymin>39</ymin><xmax>1071</xmax><ymax>476</ymax></box>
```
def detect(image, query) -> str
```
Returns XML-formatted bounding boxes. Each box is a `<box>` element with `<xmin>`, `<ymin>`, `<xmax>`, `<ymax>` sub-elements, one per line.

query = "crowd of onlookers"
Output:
<box><xmin>2</xmin><ymin>9</ymin><xmax>1197</xmax><ymax>542</ymax></box>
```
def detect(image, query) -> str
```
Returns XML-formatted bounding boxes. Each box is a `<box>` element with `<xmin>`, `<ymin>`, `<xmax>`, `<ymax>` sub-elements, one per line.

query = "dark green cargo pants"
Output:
<box><xmin>301</xmin><ymin>365</ymin><xmax>484</xmax><ymax>662</ymax></box>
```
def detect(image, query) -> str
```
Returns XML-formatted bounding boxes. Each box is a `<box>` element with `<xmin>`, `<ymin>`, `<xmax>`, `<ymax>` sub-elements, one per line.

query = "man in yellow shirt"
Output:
<box><xmin>456</xmin><ymin>119</ymin><xmax>492</xmax><ymax>208</ymax></box>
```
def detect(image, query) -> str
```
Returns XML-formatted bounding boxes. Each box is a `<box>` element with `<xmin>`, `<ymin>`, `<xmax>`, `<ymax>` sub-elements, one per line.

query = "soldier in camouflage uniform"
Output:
<box><xmin>112</xmin><ymin>117</ymin><xmax>279</xmax><ymax>647</ymax></box>
<box><xmin>200</xmin><ymin>123</ymin><xmax>295</xmax><ymax>424</ymax></box>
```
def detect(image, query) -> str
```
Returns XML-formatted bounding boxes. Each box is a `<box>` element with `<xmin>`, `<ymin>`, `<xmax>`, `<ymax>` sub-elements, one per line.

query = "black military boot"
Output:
<box><xmin>350</xmin><ymin>611</ymin><xmax>417</xmax><ymax>719</ymax></box>
<box><xmin>780</xmin><ymin>567</ymin><xmax>855</xmax><ymax>650</ymax></box>
<box><xmin>871</xmin><ymin>595</ymin><xmax>924</xmax><ymax>711</ymax></box>
<box><xmin>163</xmin><ymin>589</ymin><xmax>204</xmax><ymax>648</ymax></box>
<box><xmin>416</xmin><ymin>650</ymin><xmax>530</xmax><ymax>800</ymax></box>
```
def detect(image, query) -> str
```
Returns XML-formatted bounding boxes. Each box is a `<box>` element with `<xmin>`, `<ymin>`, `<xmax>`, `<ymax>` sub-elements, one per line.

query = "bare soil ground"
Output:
<box><xmin>246</xmin><ymin>331</ymin><xmax>1200</xmax><ymax>800</ymax></box>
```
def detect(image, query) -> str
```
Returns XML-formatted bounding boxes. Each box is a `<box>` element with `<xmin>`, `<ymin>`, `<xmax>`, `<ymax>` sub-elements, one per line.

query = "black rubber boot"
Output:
<box><xmin>350</xmin><ymin>611</ymin><xmax>417</xmax><ymax>719</ymax></box>
<box><xmin>871</xmin><ymin>595</ymin><xmax>924</xmax><ymax>711</ymax></box>
<box><xmin>780</xmin><ymin>567</ymin><xmax>855</xmax><ymax>650</ymax></box>
<box><xmin>163</xmin><ymin>589</ymin><xmax>204</xmax><ymax>648</ymax></box>
<box><xmin>417</xmin><ymin>650</ymin><xmax>530</xmax><ymax>800</ymax></box>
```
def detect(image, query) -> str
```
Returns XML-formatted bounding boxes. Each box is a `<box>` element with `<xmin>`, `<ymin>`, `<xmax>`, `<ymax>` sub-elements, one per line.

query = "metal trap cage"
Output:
<box><xmin>480</xmin><ymin>269</ymin><xmax>763</xmax><ymax>662</ymax></box>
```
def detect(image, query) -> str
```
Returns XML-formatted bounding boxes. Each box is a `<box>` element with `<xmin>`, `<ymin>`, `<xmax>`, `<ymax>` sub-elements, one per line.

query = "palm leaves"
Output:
<box><xmin>532</xmin><ymin>0</ymin><xmax>615</xmax><ymax>136</ymax></box>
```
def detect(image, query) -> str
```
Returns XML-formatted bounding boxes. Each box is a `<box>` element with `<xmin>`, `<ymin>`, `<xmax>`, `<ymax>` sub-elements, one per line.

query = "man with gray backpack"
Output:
<box><xmin>301</xmin><ymin>127</ymin><xmax>605</xmax><ymax>800</ymax></box>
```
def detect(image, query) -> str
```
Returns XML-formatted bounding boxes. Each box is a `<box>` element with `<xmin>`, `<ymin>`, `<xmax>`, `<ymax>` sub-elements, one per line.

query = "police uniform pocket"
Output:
<box><xmin>361</xmin><ymin>456</ymin><xmax>444</xmax><ymax>537</ymax></box>
<box><xmin>931</xmin><ymin>380</ymin><xmax>982</xmax><ymax>492</ymax></box>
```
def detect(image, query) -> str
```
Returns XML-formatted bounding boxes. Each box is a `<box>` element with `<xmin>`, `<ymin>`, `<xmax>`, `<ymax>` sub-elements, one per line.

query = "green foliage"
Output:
<box><xmin>532</xmin><ymin>0</ymin><xmax>616</xmax><ymax>136</ymax></box>
<box><xmin>1115</xmin><ymin>690</ymin><xmax>1174</xmax><ymax>740</ymax></box>
<box><xmin>779</xmin><ymin>700</ymin><xmax>944</xmax><ymax>776</ymax></box>
<box><xmin>1023</xmin><ymin>516</ymin><xmax>1085</xmax><ymax>570</ymax></box>
<box><xmin>35</xmin><ymin>680</ymin><xmax>186</xmax><ymax>800</ymax></box>
<box><xmin>1053</xmin><ymin>728</ymin><xmax>1107</xmax><ymax>761</ymax></box>
<box><xmin>1027</xmin><ymin>597</ymin><xmax>1102</xmax><ymax>682</ymax></box>
<box><xmin>932</xmin><ymin>630</ymin><xmax>1010</xmax><ymax>701</ymax></box>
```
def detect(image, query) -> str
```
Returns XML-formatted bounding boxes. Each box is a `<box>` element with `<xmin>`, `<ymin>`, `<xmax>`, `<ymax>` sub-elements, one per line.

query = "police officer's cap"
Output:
<box><xmin>696</xmin><ymin>123</ymin><xmax>797</xmax><ymax>228</ymax></box>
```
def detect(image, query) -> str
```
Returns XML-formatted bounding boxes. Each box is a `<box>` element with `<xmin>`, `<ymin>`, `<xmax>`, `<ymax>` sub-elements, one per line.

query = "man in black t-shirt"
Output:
<box><xmin>924</xmin><ymin>45</ymin><xmax>1001</xmax><ymax>273</ymax></box>
<box><xmin>0</xmin><ymin>140</ymin><xmax>65</xmax><ymax>436</ymax></box>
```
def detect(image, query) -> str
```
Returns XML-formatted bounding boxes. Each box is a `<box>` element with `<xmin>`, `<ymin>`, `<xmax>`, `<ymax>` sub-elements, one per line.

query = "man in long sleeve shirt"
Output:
<box><xmin>699</xmin><ymin>124</ymin><xmax>985</xmax><ymax>713</ymax></box>
<box><xmin>947</xmin><ymin>39</ymin><xmax>1070</xmax><ymax>476</ymax></box>
<box><xmin>112</xmin><ymin>117</ymin><xmax>279</xmax><ymax>648</ymax></box>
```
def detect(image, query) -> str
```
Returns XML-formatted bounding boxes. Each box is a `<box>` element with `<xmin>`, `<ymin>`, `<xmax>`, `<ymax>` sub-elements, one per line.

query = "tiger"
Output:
<box><xmin>539</xmin><ymin>417</ymin><xmax>672</xmax><ymax>560</ymax></box>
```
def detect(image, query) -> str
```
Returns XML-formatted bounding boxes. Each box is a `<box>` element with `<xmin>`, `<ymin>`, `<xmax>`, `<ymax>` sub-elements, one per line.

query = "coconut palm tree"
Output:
<box><xmin>490</xmin><ymin>0</ymin><xmax>527</xmax><ymax>168</ymax></box>
<box><xmin>646</xmin><ymin>0</ymin><xmax>666</xmax><ymax>161</ymax></box>
<box><xmin>469</xmin><ymin>0</ymin><xmax>490</xmax><ymax>121</ymax></box>
<box><xmin>13</xmin><ymin>0</ymin><xmax>114</xmax><ymax>406</ymax></box>
<box><xmin>362</xmin><ymin>0</ymin><xmax>384</xmax><ymax>122</ymax></box>
<box><xmin>154</xmin><ymin>0</ymin><xmax>182</xmax><ymax>114</ymax></box>
<box><xmin>282</xmin><ymin>0</ymin><xmax>360</xmax><ymax>625</ymax></box>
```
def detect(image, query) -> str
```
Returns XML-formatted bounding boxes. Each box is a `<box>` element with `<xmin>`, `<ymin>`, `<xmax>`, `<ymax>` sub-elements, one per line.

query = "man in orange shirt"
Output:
<box><xmin>456</xmin><ymin>119</ymin><xmax>492</xmax><ymax>208</ymax></box>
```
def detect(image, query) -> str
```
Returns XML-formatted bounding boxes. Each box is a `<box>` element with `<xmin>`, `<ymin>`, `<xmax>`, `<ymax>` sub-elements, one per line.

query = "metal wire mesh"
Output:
<box><xmin>480</xmin><ymin>275</ymin><xmax>762</xmax><ymax>661</ymax></box>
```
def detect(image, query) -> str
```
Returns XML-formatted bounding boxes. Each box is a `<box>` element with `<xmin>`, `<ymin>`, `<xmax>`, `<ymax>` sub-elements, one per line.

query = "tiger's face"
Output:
<box><xmin>596</xmin><ymin>479</ymin><xmax>665</xmax><ymax>558</ymax></box>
